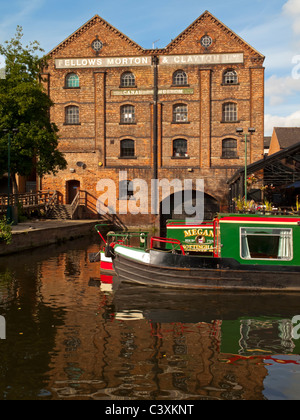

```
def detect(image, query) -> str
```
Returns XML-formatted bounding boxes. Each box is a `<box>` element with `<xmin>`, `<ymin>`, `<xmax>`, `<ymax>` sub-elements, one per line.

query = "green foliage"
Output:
<box><xmin>233</xmin><ymin>196</ymin><xmax>256</xmax><ymax>212</ymax></box>
<box><xmin>263</xmin><ymin>200</ymin><xmax>273</xmax><ymax>211</ymax></box>
<box><xmin>0</xmin><ymin>26</ymin><xmax>67</xmax><ymax>179</ymax></box>
<box><xmin>0</xmin><ymin>217</ymin><xmax>12</xmax><ymax>244</ymax></box>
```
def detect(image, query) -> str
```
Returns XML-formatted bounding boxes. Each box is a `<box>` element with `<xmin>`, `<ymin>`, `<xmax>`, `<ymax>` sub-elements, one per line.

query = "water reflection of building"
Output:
<box><xmin>37</xmin><ymin>251</ymin><xmax>258</xmax><ymax>399</ymax></box>
<box><xmin>2</xmin><ymin>240</ymin><xmax>300</xmax><ymax>399</ymax></box>
<box><xmin>33</xmin><ymin>246</ymin><xmax>300</xmax><ymax>400</ymax></box>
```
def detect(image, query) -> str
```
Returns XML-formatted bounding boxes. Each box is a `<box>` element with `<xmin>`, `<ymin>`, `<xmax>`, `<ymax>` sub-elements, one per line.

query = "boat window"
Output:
<box><xmin>240</xmin><ymin>228</ymin><xmax>293</xmax><ymax>261</ymax></box>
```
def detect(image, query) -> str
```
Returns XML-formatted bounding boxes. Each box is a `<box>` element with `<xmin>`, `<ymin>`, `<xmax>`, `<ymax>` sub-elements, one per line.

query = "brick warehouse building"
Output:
<box><xmin>41</xmin><ymin>10</ymin><xmax>265</xmax><ymax>229</ymax></box>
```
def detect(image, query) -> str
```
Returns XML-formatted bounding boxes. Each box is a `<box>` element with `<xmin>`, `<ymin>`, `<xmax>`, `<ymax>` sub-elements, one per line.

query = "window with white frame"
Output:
<box><xmin>120</xmin><ymin>72</ymin><xmax>136</xmax><ymax>87</ymax></box>
<box><xmin>65</xmin><ymin>73</ymin><xmax>80</xmax><ymax>88</ymax></box>
<box><xmin>240</xmin><ymin>227</ymin><xmax>293</xmax><ymax>261</ymax></box>
<box><xmin>173</xmin><ymin>70</ymin><xmax>188</xmax><ymax>86</ymax></box>
<box><xmin>65</xmin><ymin>105</ymin><xmax>80</xmax><ymax>124</ymax></box>
<box><xmin>223</xmin><ymin>102</ymin><xmax>237</xmax><ymax>122</ymax></box>
<box><xmin>173</xmin><ymin>104</ymin><xmax>188</xmax><ymax>122</ymax></box>
<box><xmin>120</xmin><ymin>105</ymin><xmax>135</xmax><ymax>124</ymax></box>
<box><xmin>223</xmin><ymin>70</ymin><xmax>238</xmax><ymax>85</ymax></box>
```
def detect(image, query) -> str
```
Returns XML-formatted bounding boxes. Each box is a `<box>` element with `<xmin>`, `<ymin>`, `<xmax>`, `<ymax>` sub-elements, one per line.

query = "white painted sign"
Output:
<box><xmin>55</xmin><ymin>56</ymin><xmax>152</xmax><ymax>69</ymax></box>
<box><xmin>55</xmin><ymin>53</ymin><xmax>244</xmax><ymax>69</ymax></box>
<box><xmin>159</xmin><ymin>53</ymin><xmax>244</xmax><ymax>65</ymax></box>
<box><xmin>111</xmin><ymin>88</ymin><xmax>194</xmax><ymax>96</ymax></box>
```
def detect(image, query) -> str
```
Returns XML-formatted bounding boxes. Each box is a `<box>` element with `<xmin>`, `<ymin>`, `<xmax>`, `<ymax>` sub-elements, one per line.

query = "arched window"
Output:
<box><xmin>173</xmin><ymin>139</ymin><xmax>188</xmax><ymax>157</ymax></box>
<box><xmin>65</xmin><ymin>73</ymin><xmax>80</xmax><ymax>88</ymax></box>
<box><xmin>65</xmin><ymin>105</ymin><xmax>80</xmax><ymax>124</ymax></box>
<box><xmin>173</xmin><ymin>70</ymin><xmax>188</xmax><ymax>86</ymax></box>
<box><xmin>120</xmin><ymin>105</ymin><xmax>135</xmax><ymax>124</ymax></box>
<box><xmin>223</xmin><ymin>69</ymin><xmax>238</xmax><ymax>85</ymax></box>
<box><xmin>222</xmin><ymin>139</ymin><xmax>238</xmax><ymax>158</ymax></box>
<box><xmin>222</xmin><ymin>102</ymin><xmax>237</xmax><ymax>122</ymax></box>
<box><xmin>173</xmin><ymin>104</ymin><xmax>188</xmax><ymax>122</ymax></box>
<box><xmin>120</xmin><ymin>139</ymin><xmax>135</xmax><ymax>157</ymax></box>
<box><xmin>120</xmin><ymin>72</ymin><xmax>136</xmax><ymax>87</ymax></box>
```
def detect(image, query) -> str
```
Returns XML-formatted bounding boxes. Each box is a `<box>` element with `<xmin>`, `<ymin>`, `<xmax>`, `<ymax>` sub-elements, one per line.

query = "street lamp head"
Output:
<box><xmin>248</xmin><ymin>127</ymin><xmax>256</xmax><ymax>134</ymax></box>
<box><xmin>2</xmin><ymin>128</ymin><xmax>18</xmax><ymax>134</ymax></box>
<box><xmin>236</xmin><ymin>127</ymin><xmax>244</xmax><ymax>134</ymax></box>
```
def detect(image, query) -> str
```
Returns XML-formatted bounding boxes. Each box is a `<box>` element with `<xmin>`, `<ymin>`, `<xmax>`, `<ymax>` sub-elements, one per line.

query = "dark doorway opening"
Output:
<box><xmin>159</xmin><ymin>190</ymin><xmax>219</xmax><ymax>236</ymax></box>
<box><xmin>67</xmin><ymin>180</ymin><xmax>80</xmax><ymax>204</ymax></box>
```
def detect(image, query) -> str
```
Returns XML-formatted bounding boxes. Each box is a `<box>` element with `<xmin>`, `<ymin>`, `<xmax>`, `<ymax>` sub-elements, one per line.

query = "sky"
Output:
<box><xmin>0</xmin><ymin>0</ymin><xmax>300</xmax><ymax>135</ymax></box>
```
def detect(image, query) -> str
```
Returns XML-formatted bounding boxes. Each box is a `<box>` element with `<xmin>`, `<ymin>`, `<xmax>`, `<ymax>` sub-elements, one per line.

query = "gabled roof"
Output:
<box><xmin>48</xmin><ymin>15</ymin><xmax>144</xmax><ymax>57</ymax></box>
<box><xmin>164</xmin><ymin>10</ymin><xmax>265</xmax><ymax>59</ymax></box>
<box><xmin>47</xmin><ymin>11</ymin><xmax>265</xmax><ymax>61</ymax></box>
<box><xmin>274</xmin><ymin>127</ymin><xmax>300</xmax><ymax>149</ymax></box>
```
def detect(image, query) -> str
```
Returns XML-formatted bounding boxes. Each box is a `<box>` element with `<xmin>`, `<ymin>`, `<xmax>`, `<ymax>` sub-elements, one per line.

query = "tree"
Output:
<box><xmin>0</xmin><ymin>26</ymin><xmax>67</xmax><ymax>193</ymax></box>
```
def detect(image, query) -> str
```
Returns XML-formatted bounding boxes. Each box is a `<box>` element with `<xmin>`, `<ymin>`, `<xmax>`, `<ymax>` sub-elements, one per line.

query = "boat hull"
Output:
<box><xmin>113</xmin><ymin>248</ymin><xmax>300</xmax><ymax>292</ymax></box>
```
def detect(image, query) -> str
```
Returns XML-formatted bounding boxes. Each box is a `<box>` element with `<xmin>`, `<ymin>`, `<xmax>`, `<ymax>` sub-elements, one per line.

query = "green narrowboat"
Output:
<box><xmin>109</xmin><ymin>214</ymin><xmax>300</xmax><ymax>291</ymax></box>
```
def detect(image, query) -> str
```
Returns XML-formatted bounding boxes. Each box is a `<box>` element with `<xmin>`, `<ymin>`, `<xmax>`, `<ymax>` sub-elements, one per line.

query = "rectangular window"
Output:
<box><xmin>222</xmin><ymin>139</ymin><xmax>237</xmax><ymax>158</ymax></box>
<box><xmin>65</xmin><ymin>106</ymin><xmax>79</xmax><ymax>124</ymax></box>
<box><xmin>240</xmin><ymin>227</ymin><xmax>293</xmax><ymax>261</ymax></box>
<box><xmin>121</xmin><ymin>106</ymin><xmax>135</xmax><ymax>124</ymax></box>
<box><xmin>119</xmin><ymin>180</ymin><xmax>134</xmax><ymax>200</ymax></box>
<box><xmin>120</xmin><ymin>139</ymin><xmax>135</xmax><ymax>157</ymax></box>
<box><xmin>173</xmin><ymin>105</ymin><xmax>188</xmax><ymax>122</ymax></box>
<box><xmin>223</xmin><ymin>103</ymin><xmax>237</xmax><ymax>122</ymax></box>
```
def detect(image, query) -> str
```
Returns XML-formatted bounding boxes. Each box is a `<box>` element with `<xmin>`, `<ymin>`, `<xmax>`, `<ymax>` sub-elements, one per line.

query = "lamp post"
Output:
<box><xmin>152</xmin><ymin>55</ymin><xmax>159</xmax><ymax>216</ymax></box>
<box><xmin>236</xmin><ymin>127</ymin><xmax>256</xmax><ymax>204</ymax></box>
<box><xmin>2</xmin><ymin>128</ymin><xmax>18</xmax><ymax>223</ymax></box>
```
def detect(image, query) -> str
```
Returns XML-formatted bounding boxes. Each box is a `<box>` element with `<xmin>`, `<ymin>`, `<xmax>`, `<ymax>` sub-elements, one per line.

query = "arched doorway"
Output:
<box><xmin>66</xmin><ymin>180</ymin><xmax>80</xmax><ymax>204</ymax></box>
<box><xmin>159</xmin><ymin>190</ymin><xmax>219</xmax><ymax>236</ymax></box>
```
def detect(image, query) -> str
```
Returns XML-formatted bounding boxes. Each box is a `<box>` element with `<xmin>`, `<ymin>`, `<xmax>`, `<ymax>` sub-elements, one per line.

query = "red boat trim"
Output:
<box><xmin>220</xmin><ymin>216</ymin><xmax>300</xmax><ymax>224</ymax></box>
<box><xmin>167</xmin><ymin>225</ymin><xmax>214</xmax><ymax>229</ymax></box>
<box><xmin>100</xmin><ymin>274</ymin><xmax>113</xmax><ymax>284</ymax></box>
<box><xmin>100</xmin><ymin>261</ymin><xmax>113</xmax><ymax>270</ymax></box>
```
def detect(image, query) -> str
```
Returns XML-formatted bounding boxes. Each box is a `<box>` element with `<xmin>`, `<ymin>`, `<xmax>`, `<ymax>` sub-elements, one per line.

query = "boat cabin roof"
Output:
<box><xmin>217</xmin><ymin>213</ymin><xmax>300</xmax><ymax>226</ymax></box>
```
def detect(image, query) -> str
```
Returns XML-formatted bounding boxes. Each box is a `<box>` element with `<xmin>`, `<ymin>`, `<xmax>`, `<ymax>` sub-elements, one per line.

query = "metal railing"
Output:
<box><xmin>69</xmin><ymin>190</ymin><xmax>87</xmax><ymax>219</ymax></box>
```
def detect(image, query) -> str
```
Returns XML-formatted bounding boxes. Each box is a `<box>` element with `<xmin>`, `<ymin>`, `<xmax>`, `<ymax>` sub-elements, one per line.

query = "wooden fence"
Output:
<box><xmin>0</xmin><ymin>190</ymin><xmax>59</xmax><ymax>215</ymax></box>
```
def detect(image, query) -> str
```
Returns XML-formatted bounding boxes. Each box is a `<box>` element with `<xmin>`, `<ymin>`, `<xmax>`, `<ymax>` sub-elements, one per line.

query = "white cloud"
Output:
<box><xmin>283</xmin><ymin>0</ymin><xmax>300</xmax><ymax>15</ymax></box>
<box><xmin>265</xmin><ymin>110</ymin><xmax>300</xmax><ymax>135</ymax></box>
<box><xmin>265</xmin><ymin>74</ymin><xmax>300</xmax><ymax>106</ymax></box>
<box><xmin>283</xmin><ymin>0</ymin><xmax>300</xmax><ymax>34</ymax></box>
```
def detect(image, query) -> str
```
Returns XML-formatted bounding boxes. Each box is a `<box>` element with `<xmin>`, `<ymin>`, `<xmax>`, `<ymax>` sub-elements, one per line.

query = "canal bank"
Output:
<box><xmin>0</xmin><ymin>220</ymin><xmax>104</xmax><ymax>256</ymax></box>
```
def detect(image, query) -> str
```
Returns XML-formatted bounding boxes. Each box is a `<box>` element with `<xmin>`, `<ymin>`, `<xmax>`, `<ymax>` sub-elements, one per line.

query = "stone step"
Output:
<box><xmin>48</xmin><ymin>204</ymin><xmax>73</xmax><ymax>220</ymax></box>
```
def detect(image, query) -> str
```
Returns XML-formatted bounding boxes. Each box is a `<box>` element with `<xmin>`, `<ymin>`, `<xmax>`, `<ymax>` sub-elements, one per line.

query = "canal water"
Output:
<box><xmin>0</xmin><ymin>236</ymin><xmax>300</xmax><ymax>401</ymax></box>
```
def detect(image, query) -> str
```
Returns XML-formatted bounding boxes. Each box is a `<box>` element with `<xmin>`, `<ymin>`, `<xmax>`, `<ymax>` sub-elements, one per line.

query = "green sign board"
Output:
<box><xmin>166</xmin><ymin>220</ymin><xmax>214</xmax><ymax>253</ymax></box>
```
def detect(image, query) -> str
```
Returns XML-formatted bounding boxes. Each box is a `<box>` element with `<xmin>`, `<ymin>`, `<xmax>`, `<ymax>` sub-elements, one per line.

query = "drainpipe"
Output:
<box><xmin>152</xmin><ymin>55</ymin><xmax>159</xmax><ymax>215</ymax></box>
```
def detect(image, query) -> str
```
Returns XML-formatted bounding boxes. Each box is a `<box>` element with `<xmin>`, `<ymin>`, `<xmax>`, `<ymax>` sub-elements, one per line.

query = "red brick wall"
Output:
<box><xmin>42</xmin><ymin>11</ymin><xmax>265</xmax><ymax>227</ymax></box>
